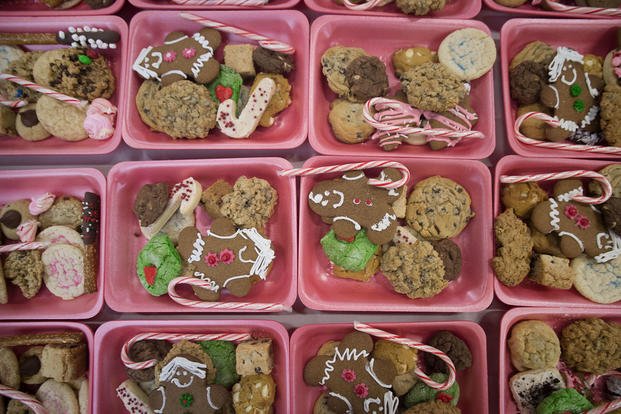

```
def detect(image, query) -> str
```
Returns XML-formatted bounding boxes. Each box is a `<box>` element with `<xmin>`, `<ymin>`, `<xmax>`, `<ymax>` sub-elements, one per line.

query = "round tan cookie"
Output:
<box><xmin>135</xmin><ymin>80</ymin><xmax>162</xmax><ymax>131</ymax></box>
<box><xmin>15</xmin><ymin>104</ymin><xmax>50</xmax><ymax>142</ymax></box>
<box><xmin>313</xmin><ymin>393</ymin><xmax>337</xmax><ymax>414</ymax></box>
<box><xmin>589</xmin><ymin>164</ymin><xmax>621</xmax><ymax>198</ymax></box>
<box><xmin>508</xmin><ymin>320</ymin><xmax>561</xmax><ymax>371</ymax></box>
<box><xmin>0</xmin><ymin>347</ymin><xmax>20</xmax><ymax>389</ymax></box>
<box><xmin>494</xmin><ymin>0</ymin><xmax>527</xmax><ymax>6</ymax></box>
<box><xmin>438</xmin><ymin>28</ymin><xmax>497</xmax><ymax>81</ymax></box>
<box><xmin>0</xmin><ymin>199</ymin><xmax>34</xmax><ymax>240</ymax></box>
<box><xmin>20</xmin><ymin>346</ymin><xmax>46</xmax><ymax>385</ymax></box>
<box><xmin>510</xmin><ymin>41</ymin><xmax>556</xmax><ymax>70</ymax></box>
<box><xmin>36</xmin><ymin>95</ymin><xmax>87</xmax><ymax>142</ymax></box>
<box><xmin>36</xmin><ymin>379</ymin><xmax>80</xmax><ymax>414</ymax></box>
<box><xmin>36</xmin><ymin>226</ymin><xmax>85</xmax><ymax>251</ymax></box>
<box><xmin>401</xmin><ymin>62</ymin><xmax>466</xmax><ymax>112</ymax></box>
<box><xmin>571</xmin><ymin>255</ymin><xmax>621</xmax><ymax>304</ymax></box>
<box><xmin>392</xmin><ymin>46</ymin><xmax>436</xmax><ymax>77</ymax></box>
<box><xmin>39</xmin><ymin>196</ymin><xmax>83</xmax><ymax>230</ymax></box>
<box><xmin>320</xmin><ymin>46</ymin><xmax>367</xmax><ymax>98</ymax></box>
<box><xmin>517</xmin><ymin>103</ymin><xmax>550</xmax><ymax>140</ymax></box>
<box><xmin>328</xmin><ymin>98</ymin><xmax>374</xmax><ymax>144</ymax></box>
<box><xmin>406</xmin><ymin>176</ymin><xmax>473</xmax><ymax>240</ymax></box>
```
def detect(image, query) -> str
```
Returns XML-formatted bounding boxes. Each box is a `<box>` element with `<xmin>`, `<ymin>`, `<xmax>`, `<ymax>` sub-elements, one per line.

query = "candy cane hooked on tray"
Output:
<box><xmin>514</xmin><ymin>111</ymin><xmax>621</xmax><ymax>155</ymax></box>
<box><xmin>173</xmin><ymin>0</ymin><xmax>268</xmax><ymax>6</ymax></box>
<box><xmin>278</xmin><ymin>160</ymin><xmax>410</xmax><ymax>189</ymax></box>
<box><xmin>179</xmin><ymin>12</ymin><xmax>295</xmax><ymax>54</ymax></box>
<box><xmin>539</xmin><ymin>0</ymin><xmax>621</xmax><ymax>17</ymax></box>
<box><xmin>0</xmin><ymin>385</ymin><xmax>47</xmax><ymax>414</ymax></box>
<box><xmin>353</xmin><ymin>322</ymin><xmax>457</xmax><ymax>391</ymax></box>
<box><xmin>167</xmin><ymin>277</ymin><xmax>291</xmax><ymax>312</ymax></box>
<box><xmin>121</xmin><ymin>331</ymin><xmax>252</xmax><ymax>370</ymax></box>
<box><xmin>500</xmin><ymin>170</ymin><xmax>612</xmax><ymax>205</ymax></box>
<box><xmin>342</xmin><ymin>0</ymin><xmax>393</xmax><ymax>11</ymax></box>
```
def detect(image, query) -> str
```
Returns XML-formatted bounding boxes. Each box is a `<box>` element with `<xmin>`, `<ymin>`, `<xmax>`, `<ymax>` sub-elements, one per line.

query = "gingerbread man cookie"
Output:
<box><xmin>303</xmin><ymin>331</ymin><xmax>398</xmax><ymax>414</ymax></box>
<box><xmin>177</xmin><ymin>218</ymin><xmax>275</xmax><ymax>301</ymax></box>
<box><xmin>308</xmin><ymin>168</ymin><xmax>405</xmax><ymax>245</ymax></box>
<box><xmin>540</xmin><ymin>47</ymin><xmax>604</xmax><ymax>142</ymax></box>
<box><xmin>531</xmin><ymin>179</ymin><xmax>620</xmax><ymax>262</ymax></box>
<box><xmin>133</xmin><ymin>28</ymin><xmax>222</xmax><ymax>87</ymax></box>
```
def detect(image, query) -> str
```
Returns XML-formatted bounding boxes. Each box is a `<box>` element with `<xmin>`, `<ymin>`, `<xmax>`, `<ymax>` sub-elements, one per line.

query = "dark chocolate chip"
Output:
<box><xmin>0</xmin><ymin>210</ymin><xmax>21</xmax><ymax>229</ymax></box>
<box><xmin>20</xmin><ymin>109</ymin><xmax>39</xmax><ymax>128</ymax></box>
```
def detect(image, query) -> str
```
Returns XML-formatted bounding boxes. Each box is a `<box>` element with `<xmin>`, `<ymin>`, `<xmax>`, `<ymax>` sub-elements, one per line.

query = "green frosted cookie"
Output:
<box><xmin>404</xmin><ymin>372</ymin><xmax>460</xmax><ymax>408</ymax></box>
<box><xmin>136</xmin><ymin>234</ymin><xmax>183</xmax><ymax>296</ymax></box>
<box><xmin>536</xmin><ymin>388</ymin><xmax>593</xmax><ymax>414</ymax></box>
<box><xmin>207</xmin><ymin>65</ymin><xmax>243</xmax><ymax>105</ymax></box>
<box><xmin>320</xmin><ymin>229</ymin><xmax>377</xmax><ymax>272</ymax></box>
<box><xmin>199</xmin><ymin>340</ymin><xmax>239</xmax><ymax>388</ymax></box>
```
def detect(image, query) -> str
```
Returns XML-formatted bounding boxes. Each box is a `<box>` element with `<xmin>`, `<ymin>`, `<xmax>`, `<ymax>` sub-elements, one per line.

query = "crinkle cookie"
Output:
<box><xmin>380</xmin><ymin>241</ymin><xmax>447</xmax><ymax>299</ymax></box>
<box><xmin>400</xmin><ymin>62</ymin><xmax>466</xmax><ymax>112</ymax></box>
<box><xmin>405</xmin><ymin>176</ymin><xmax>473</xmax><ymax>240</ymax></box>
<box><xmin>36</xmin><ymin>95</ymin><xmax>87</xmax><ymax>142</ymax></box>
<box><xmin>424</xmin><ymin>331</ymin><xmax>472</xmax><ymax>373</ymax></box>
<box><xmin>560</xmin><ymin>318</ymin><xmax>621</xmax><ymax>374</ymax></box>
<box><xmin>152</xmin><ymin>80</ymin><xmax>217</xmax><ymax>139</ymax></box>
<box><xmin>508</xmin><ymin>320</ymin><xmax>561</xmax><ymax>371</ymax></box>
<box><xmin>220</xmin><ymin>176</ymin><xmax>277</xmax><ymax>232</ymax></box>
<box><xmin>344</xmin><ymin>55</ymin><xmax>389</xmax><ymax>103</ymax></box>
<box><xmin>571</xmin><ymin>255</ymin><xmax>621</xmax><ymax>304</ymax></box>
<box><xmin>492</xmin><ymin>209</ymin><xmax>533</xmax><ymax>287</ymax></box>
<box><xmin>395</xmin><ymin>0</ymin><xmax>446</xmax><ymax>15</ymax></box>
<box><xmin>600</xmin><ymin>90</ymin><xmax>621</xmax><ymax>147</ymax></box>
<box><xmin>3</xmin><ymin>250</ymin><xmax>44</xmax><ymax>299</ymax></box>
<box><xmin>321</xmin><ymin>46</ymin><xmax>367</xmax><ymax>98</ymax></box>
<box><xmin>328</xmin><ymin>99</ymin><xmax>374</xmax><ymax>144</ymax></box>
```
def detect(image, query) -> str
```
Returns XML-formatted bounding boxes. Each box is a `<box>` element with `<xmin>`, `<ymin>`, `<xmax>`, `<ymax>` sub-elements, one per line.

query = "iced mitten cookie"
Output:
<box><xmin>321</xmin><ymin>46</ymin><xmax>367</xmax><ymax>98</ymax></box>
<box><xmin>42</xmin><ymin>244</ymin><xmax>86</xmax><ymax>300</ymax></box>
<box><xmin>571</xmin><ymin>255</ymin><xmax>621</xmax><ymax>304</ymax></box>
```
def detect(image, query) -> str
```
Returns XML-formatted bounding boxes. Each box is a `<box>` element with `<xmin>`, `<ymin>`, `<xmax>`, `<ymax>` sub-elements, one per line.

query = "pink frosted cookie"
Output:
<box><xmin>36</xmin><ymin>379</ymin><xmax>80</xmax><ymax>414</ymax></box>
<box><xmin>116</xmin><ymin>379</ymin><xmax>153</xmax><ymax>414</ymax></box>
<box><xmin>37</xmin><ymin>226</ymin><xmax>85</xmax><ymax>251</ymax></box>
<box><xmin>41</xmin><ymin>244</ymin><xmax>86</xmax><ymax>300</ymax></box>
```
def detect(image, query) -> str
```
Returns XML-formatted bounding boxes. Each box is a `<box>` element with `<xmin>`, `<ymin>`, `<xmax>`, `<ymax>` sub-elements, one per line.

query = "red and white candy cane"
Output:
<box><xmin>0</xmin><ymin>73</ymin><xmax>87</xmax><ymax>109</ymax></box>
<box><xmin>500</xmin><ymin>170</ymin><xmax>612</xmax><ymax>205</ymax></box>
<box><xmin>514</xmin><ymin>111</ymin><xmax>621</xmax><ymax>155</ymax></box>
<box><xmin>0</xmin><ymin>385</ymin><xmax>47</xmax><ymax>414</ymax></box>
<box><xmin>342</xmin><ymin>0</ymin><xmax>392</xmax><ymax>10</ymax></box>
<box><xmin>539</xmin><ymin>0</ymin><xmax>621</xmax><ymax>16</ymax></box>
<box><xmin>587</xmin><ymin>399</ymin><xmax>621</xmax><ymax>414</ymax></box>
<box><xmin>0</xmin><ymin>96</ymin><xmax>27</xmax><ymax>108</ymax></box>
<box><xmin>121</xmin><ymin>331</ymin><xmax>252</xmax><ymax>370</ymax></box>
<box><xmin>278</xmin><ymin>160</ymin><xmax>410</xmax><ymax>189</ymax></box>
<box><xmin>179</xmin><ymin>12</ymin><xmax>295</xmax><ymax>55</ymax></box>
<box><xmin>173</xmin><ymin>0</ymin><xmax>267</xmax><ymax>5</ymax></box>
<box><xmin>0</xmin><ymin>241</ymin><xmax>50</xmax><ymax>253</ymax></box>
<box><xmin>167</xmin><ymin>277</ymin><xmax>291</xmax><ymax>312</ymax></box>
<box><xmin>353</xmin><ymin>322</ymin><xmax>456</xmax><ymax>391</ymax></box>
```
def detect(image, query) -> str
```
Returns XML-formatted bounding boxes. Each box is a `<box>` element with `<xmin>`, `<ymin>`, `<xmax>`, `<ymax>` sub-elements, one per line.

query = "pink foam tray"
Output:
<box><xmin>309</xmin><ymin>16</ymin><xmax>495</xmax><ymax>160</ymax></box>
<box><xmin>485</xmin><ymin>0</ymin><xmax>619</xmax><ymax>18</ymax></box>
<box><xmin>0</xmin><ymin>16</ymin><xmax>127</xmax><ymax>156</ymax></box>
<box><xmin>0</xmin><ymin>0</ymin><xmax>123</xmax><ymax>16</ymax></box>
<box><xmin>93</xmin><ymin>319</ymin><xmax>289</xmax><ymax>414</ymax></box>
<box><xmin>305</xmin><ymin>0</ymin><xmax>480</xmax><ymax>18</ymax></box>
<box><xmin>501</xmin><ymin>19</ymin><xmax>621</xmax><ymax>159</ymax></box>
<box><xmin>494</xmin><ymin>155</ymin><xmax>621</xmax><ymax>308</ymax></box>
<box><xmin>0</xmin><ymin>168</ymin><xmax>106</xmax><ymax>320</ymax></box>
<box><xmin>298</xmin><ymin>156</ymin><xmax>494</xmax><ymax>312</ymax></box>
<box><xmin>129</xmin><ymin>0</ymin><xmax>299</xmax><ymax>10</ymax></box>
<box><xmin>291</xmin><ymin>321</ymin><xmax>489</xmax><ymax>413</ymax></box>
<box><xmin>499</xmin><ymin>307</ymin><xmax>621</xmax><ymax>413</ymax></box>
<box><xmin>0</xmin><ymin>322</ymin><xmax>94</xmax><ymax>412</ymax></box>
<box><xmin>123</xmin><ymin>10</ymin><xmax>309</xmax><ymax>151</ymax></box>
<box><xmin>105</xmin><ymin>158</ymin><xmax>297</xmax><ymax>313</ymax></box>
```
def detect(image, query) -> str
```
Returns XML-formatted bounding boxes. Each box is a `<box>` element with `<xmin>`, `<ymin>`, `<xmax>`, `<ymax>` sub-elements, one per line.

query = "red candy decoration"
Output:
<box><xmin>354</xmin><ymin>383</ymin><xmax>369</xmax><ymax>398</ymax></box>
<box><xmin>86</xmin><ymin>49</ymin><xmax>99</xmax><ymax>59</ymax></box>
<box><xmin>143</xmin><ymin>266</ymin><xmax>157</xmax><ymax>286</ymax></box>
<box><xmin>215</xmin><ymin>85</ymin><xmax>233</xmax><ymax>102</ymax></box>
<box><xmin>436</xmin><ymin>392</ymin><xmax>453</xmax><ymax>403</ymax></box>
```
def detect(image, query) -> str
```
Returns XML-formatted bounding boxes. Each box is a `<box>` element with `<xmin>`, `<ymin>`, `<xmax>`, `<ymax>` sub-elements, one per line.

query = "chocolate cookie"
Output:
<box><xmin>328</xmin><ymin>98</ymin><xmax>374</xmax><ymax>144</ymax></box>
<box><xmin>321</xmin><ymin>46</ymin><xmax>367</xmax><ymax>98</ymax></box>
<box><xmin>430</xmin><ymin>239</ymin><xmax>462</xmax><ymax>281</ymax></box>
<box><xmin>401</xmin><ymin>62</ymin><xmax>465</xmax><ymax>112</ymax></box>
<box><xmin>126</xmin><ymin>340</ymin><xmax>172</xmax><ymax>383</ymax></box>
<box><xmin>133</xmin><ymin>183</ymin><xmax>169</xmax><ymax>227</ymax></box>
<box><xmin>424</xmin><ymin>331</ymin><xmax>472</xmax><ymax>372</ymax></box>
<box><xmin>344</xmin><ymin>55</ymin><xmax>389</xmax><ymax>103</ymax></box>
<box><xmin>252</xmin><ymin>47</ymin><xmax>294</xmax><ymax>75</ymax></box>
<box><xmin>510</xmin><ymin>61</ymin><xmax>547</xmax><ymax>106</ymax></box>
<box><xmin>601</xmin><ymin>197</ymin><xmax>621</xmax><ymax>235</ymax></box>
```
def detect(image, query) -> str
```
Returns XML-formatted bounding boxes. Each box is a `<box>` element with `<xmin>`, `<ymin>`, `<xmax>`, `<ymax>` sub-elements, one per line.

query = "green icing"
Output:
<box><xmin>570</xmin><ymin>84</ymin><xmax>582</xmax><ymax>97</ymax></box>
<box><xmin>573</xmin><ymin>99</ymin><xmax>585</xmax><ymax>113</ymax></box>
<box><xmin>403</xmin><ymin>373</ymin><xmax>460</xmax><ymax>408</ymax></box>
<box><xmin>136</xmin><ymin>234</ymin><xmax>183</xmax><ymax>296</ymax></box>
<box><xmin>207</xmin><ymin>65</ymin><xmax>242</xmax><ymax>104</ymax></box>
<box><xmin>199</xmin><ymin>340</ymin><xmax>239</xmax><ymax>388</ymax></box>
<box><xmin>536</xmin><ymin>389</ymin><xmax>593</xmax><ymax>414</ymax></box>
<box><xmin>320</xmin><ymin>230</ymin><xmax>377</xmax><ymax>272</ymax></box>
<box><xmin>179</xmin><ymin>393</ymin><xmax>194</xmax><ymax>408</ymax></box>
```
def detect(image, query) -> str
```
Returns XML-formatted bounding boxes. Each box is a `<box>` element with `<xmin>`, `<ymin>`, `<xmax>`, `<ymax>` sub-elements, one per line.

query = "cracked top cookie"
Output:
<box><xmin>400</xmin><ymin>62</ymin><xmax>466</xmax><ymax>112</ymax></box>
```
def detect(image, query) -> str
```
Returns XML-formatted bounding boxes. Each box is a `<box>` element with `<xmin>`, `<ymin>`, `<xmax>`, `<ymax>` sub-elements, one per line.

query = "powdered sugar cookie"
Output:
<box><xmin>438</xmin><ymin>28</ymin><xmax>497</xmax><ymax>81</ymax></box>
<box><xmin>37</xmin><ymin>226</ymin><xmax>85</xmax><ymax>251</ymax></box>
<box><xmin>571</xmin><ymin>254</ymin><xmax>621</xmax><ymax>304</ymax></box>
<box><xmin>36</xmin><ymin>379</ymin><xmax>80</xmax><ymax>414</ymax></box>
<box><xmin>41</xmin><ymin>244</ymin><xmax>85</xmax><ymax>300</ymax></box>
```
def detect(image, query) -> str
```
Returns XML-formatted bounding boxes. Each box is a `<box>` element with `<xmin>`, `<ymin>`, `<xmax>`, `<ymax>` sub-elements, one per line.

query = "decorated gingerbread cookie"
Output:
<box><xmin>303</xmin><ymin>331</ymin><xmax>398</xmax><ymax>414</ymax></box>
<box><xmin>176</xmin><ymin>218</ymin><xmax>275</xmax><ymax>301</ymax></box>
<box><xmin>133</xmin><ymin>28</ymin><xmax>222</xmax><ymax>87</ymax></box>
<box><xmin>531</xmin><ymin>179</ymin><xmax>619</xmax><ymax>261</ymax></box>
<box><xmin>308</xmin><ymin>168</ymin><xmax>405</xmax><ymax>245</ymax></box>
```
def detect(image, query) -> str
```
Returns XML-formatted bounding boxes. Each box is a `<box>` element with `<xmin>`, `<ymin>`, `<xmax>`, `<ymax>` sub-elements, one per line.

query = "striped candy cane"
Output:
<box><xmin>173</xmin><ymin>0</ymin><xmax>268</xmax><ymax>5</ymax></box>
<box><xmin>342</xmin><ymin>0</ymin><xmax>392</xmax><ymax>10</ymax></box>
<box><xmin>514</xmin><ymin>111</ymin><xmax>621</xmax><ymax>155</ymax></box>
<box><xmin>0</xmin><ymin>96</ymin><xmax>28</xmax><ymax>108</ymax></box>
<box><xmin>0</xmin><ymin>385</ymin><xmax>47</xmax><ymax>414</ymax></box>
<box><xmin>353</xmin><ymin>322</ymin><xmax>456</xmax><ymax>391</ymax></box>
<box><xmin>587</xmin><ymin>399</ymin><xmax>621</xmax><ymax>414</ymax></box>
<box><xmin>0</xmin><ymin>241</ymin><xmax>50</xmax><ymax>253</ymax></box>
<box><xmin>500</xmin><ymin>170</ymin><xmax>612</xmax><ymax>205</ymax></box>
<box><xmin>278</xmin><ymin>160</ymin><xmax>410</xmax><ymax>189</ymax></box>
<box><xmin>167</xmin><ymin>277</ymin><xmax>291</xmax><ymax>312</ymax></box>
<box><xmin>179</xmin><ymin>12</ymin><xmax>294</xmax><ymax>54</ymax></box>
<box><xmin>540</xmin><ymin>0</ymin><xmax>621</xmax><ymax>16</ymax></box>
<box><xmin>121</xmin><ymin>332</ymin><xmax>252</xmax><ymax>369</ymax></box>
<box><xmin>0</xmin><ymin>73</ymin><xmax>87</xmax><ymax>109</ymax></box>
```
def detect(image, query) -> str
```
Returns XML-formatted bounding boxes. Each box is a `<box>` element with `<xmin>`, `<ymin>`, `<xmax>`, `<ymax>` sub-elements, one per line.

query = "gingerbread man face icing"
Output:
<box><xmin>303</xmin><ymin>332</ymin><xmax>398</xmax><ymax>414</ymax></box>
<box><xmin>308</xmin><ymin>168</ymin><xmax>404</xmax><ymax>245</ymax></box>
<box><xmin>177</xmin><ymin>218</ymin><xmax>275</xmax><ymax>301</ymax></box>
<box><xmin>133</xmin><ymin>28</ymin><xmax>222</xmax><ymax>87</ymax></box>
<box><xmin>531</xmin><ymin>179</ymin><xmax>621</xmax><ymax>262</ymax></box>
<box><xmin>540</xmin><ymin>47</ymin><xmax>603</xmax><ymax>142</ymax></box>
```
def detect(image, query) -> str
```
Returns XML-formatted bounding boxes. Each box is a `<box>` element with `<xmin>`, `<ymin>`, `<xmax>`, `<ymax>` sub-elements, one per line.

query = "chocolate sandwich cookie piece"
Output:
<box><xmin>133</xmin><ymin>183</ymin><xmax>169</xmax><ymax>228</ymax></box>
<box><xmin>253</xmin><ymin>47</ymin><xmax>294</xmax><ymax>75</ymax></box>
<box><xmin>430</xmin><ymin>239</ymin><xmax>462</xmax><ymax>281</ymax></box>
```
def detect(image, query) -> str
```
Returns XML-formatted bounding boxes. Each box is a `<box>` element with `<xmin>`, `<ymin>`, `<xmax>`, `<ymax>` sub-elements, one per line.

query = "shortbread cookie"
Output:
<box><xmin>42</xmin><ymin>244</ymin><xmax>86</xmax><ymax>300</ymax></box>
<box><xmin>321</xmin><ymin>46</ymin><xmax>367</xmax><ymax>98</ymax></box>
<box><xmin>236</xmin><ymin>338</ymin><xmax>273</xmax><ymax>376</ymax></box>
<box><xmin>571</xmin><ymin>255</ymin><xmax>621</xmax><ymax>304</ymax></box>
<box><xmin>39</xmin><ymin>196</ymin><xmax>82</xmax><ymax>230</ymax></box>
<box><xmin>36</xmin><ymin>379</ymin><xmax>80</xmax><ymax>414</ymax></box>
<box><xmin>508</xmin><ymin>320</ymin><xmax>561</xmax><ymax>371</ymax></box>
<box><xmin>0</xmin><ymin>347</ymin><xmax>20</xmax><ymax>389</ymax></box>
<box><xmin>530</xmin><ymin>254</ymin><xmax>574</xmax><ymax>290</ymax></box>
<box><xmin>438</xmin><ymin>28</ymin><xmax>496</xmax><ymax>81</ymax></box>
<box><xmin>328</xmin><ymin>99</ymin><xmax>374</xmax><ymax>144</ymax></box>
<box><xmin>36</xmin><ymin>95</ymin><xmax>87</xmax><ymax>142</ymax></box>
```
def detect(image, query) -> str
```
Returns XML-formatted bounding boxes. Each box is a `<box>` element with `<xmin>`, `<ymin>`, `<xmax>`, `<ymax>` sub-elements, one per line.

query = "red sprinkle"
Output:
<box><xmin>215</xmin><ymin>85</ymin><xmax>233</xmax><ymax>102</ymax></box>
<box><xmin>143</xmin><ymin>266</ymin><xmax>157</xmax><ymax>286</ymax></box>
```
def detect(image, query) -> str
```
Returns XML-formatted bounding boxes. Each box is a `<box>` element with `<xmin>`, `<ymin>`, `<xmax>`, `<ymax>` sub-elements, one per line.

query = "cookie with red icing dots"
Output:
<box><xmin>136</xmin><ymin>233</ymin><xmax>183</xmax><ymax>296</ymax></box>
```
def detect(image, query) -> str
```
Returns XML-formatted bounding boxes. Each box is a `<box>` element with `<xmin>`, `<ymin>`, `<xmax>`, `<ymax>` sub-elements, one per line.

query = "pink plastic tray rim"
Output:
<box><xmin>0</xmin><ymin>0</ymin><xmax>123</xmax><ymax>15</ymax></box>
<box><xmin>501</xmin><ymin>18</ymin><xmax>621</xmax><ymax>159</ymax></box>
<box><xmin>308</xmin><ymin>16</ymin><xmax>495</xmax><ymax>159</ymax></box>
<box><xmin>128</xmin><ymin>0</ymin><xmax>299</xmax><ymax>10</ymax></box>
<box><xmin>305</xmin><ymin>0</ymin><xmax>480</xmax><ymax>18</ymax></box>
<box><xmin>485</xmin><ymin>0</ymin><xmax>618</xmax><ymax>19</ymax></box>
<box><xmin>0</xmin><ymin>168</ymin><xmax>106</xmax><ymax>320</ymax></box>
<box><xmin>494</xmin><ymin>155</ymin><xmax>621</xmax><ymax>308</ymax></box>
<box><xmin>93</xmin><ymin>319</ymin><xmax>290</xmax><ymax>414</ymax></box>
<box><xmin>290</xmin><ymin>321</ymin><xmax>489</xmax><ymax>414</ymax></box>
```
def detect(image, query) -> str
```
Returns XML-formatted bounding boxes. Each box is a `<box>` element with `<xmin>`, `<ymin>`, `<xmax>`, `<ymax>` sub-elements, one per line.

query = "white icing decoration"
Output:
<box><xmin>597</xmin><ymin>232</ymin><xmax>610</xmax><ymax>250</ymax></box>
<box><xmin>188</xmin><ymin>232</ymin><xmax>205</xmax><ymax>264</ymax></box>
<box><xmin>549</xmin><ymin>47</ymin><xmax>584</xmax><ymax>82</ymax></box>
<box><xmin>153</xmin><ymin>386</ymin><xmax>165</xmax><ymax>414</ymax></box>
<box><xmin>370</xmin><ymin>212</ymin><xmax>396</xmax><ymax>232</ymax></box>
<box><xmin>309</xmin><ymin>192</ymin><xmax>323</xmax><ymax>204</ymax></box>
<box><xmin>160</xmin><ymin>69</ymin><xmax>188</xmax><ymax>80</ymax></box>
<box><xmin>206</xmin><ymin>387</ymin><xmax>218</xmax><ymax>409</ymax></box>
<box><xmin>159</xmin><ymin>356</ymin><xmax>206</xmax><ymax>384</ymax></box>
<box><xmin>365</xmin><ymin>359</ymin><xmax>392</xmax><ymax>388</ymax></box>
<box><xmin>333</xmin><ymin>216</ymin><xmax>362</xmax><ymax>231</ymax></box>
<box><xmin>558</xmin><ymin>187</ymin><xmax>583</xmax><ymax>202</ymax></box>
<box><xmin>321</xmin><ymin>200</ymin><xmax>328</xmax><ymax>207</ymax></box>
<box><xmin>324</xmin><ymin>191</ymin><xmax>330</xmax><ymax>196</ymax></box>
<box><xmin>342</xmin><ymin>172</ymin><xmax>365</xmax><ymax>181</ymax></box>
<box><xmin>595</xmin><ymin>231</ymin><xmax>621</xmax><ymax>263</ymax></box>
<box><xmin>549</xmin><ymin>85</ymin><xmax>560</xmax><ymax>110</ymax></box>
<box><xmin>585</xmin><ymin>73</ymin><xmax>600</xmax><ymax>98</ymax></box>
<box><xmin>194</xmin><ymin>272</ymin><xmax>219</xmax><ymax>292</ymax></box>
<box><xmin>320</xmin><ymin>347</ymin><xmax>369</xmax><ymax>385</ymax></box>
<box><xmin>558</xmin><ymin>231</ymin><xmax>585</xmax><ymax>252</ymax></box>
<box><xmin>332</xmin><ymin>190</ymin><xmax>344</xmax><ymax>208</ymax></box>
<box><xmin>555</xmin><ymin>116</ymin><xmax>579</xmax><ymax>133</ymax></box>
<box><xmin>364</xmin><ymin>398</ymin><xmax>381</xmax><ymax>412</ymax></box>
<box><xmin>549</xmin><ymin>198</ymin><xmax>560</xmax><ymax>231</ymax></box>
<box><xmin>192</xmin><ymin>32</ymin><xmax>212</xmax><ymax>50</ymax></box>
<box><xmin>381</xmin><ymin>391</ymin><xmax>400</xmax><ymax>414</ymax></box>
<box><xmin>561</xmin><ymin>66</ymin><xmax>578</xmax><ymax>86</ymax></box>
<box><xmin>328</xmin><ymin>392</ymin><xmax>353</xmax><ymax>414</ymax></box>
<box><xmin>133</xmin><ymin>46</ymin><xmax>159</xmax><ymax>80</ymax></box>
<box><xmin>58</xmin><ymin>31</ymin><xmax>65</xmax><ymax>40</ymax></box>
<box><xmin>388</xmin><ymin>188</ymin><xmax>399</xmax><ymax>197</ymax></box>
<box><xmin>164</xmin><ymin>34</ymin><xmax>189</xmax><ymax>45</ymax></box>
<box><xmin>191</xmin><ymin>52</ymin><xmax>215</xmax><ymax>81</ymax></box>
<box><xmin>581</xmin><ymin>106</ymin><xmax>599</xmax><ymax>129</ymax></box>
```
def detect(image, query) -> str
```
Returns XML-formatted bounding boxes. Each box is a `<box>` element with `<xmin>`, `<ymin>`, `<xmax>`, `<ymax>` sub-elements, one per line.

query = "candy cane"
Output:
<box><xmin>0</xmin><ymin>241</ymin><xmax>50</xmax><ymax>253</ymax></box>
<box><xmin>121</xmin><ymin>332</ymin><xmax>252</xmax><ymax>369</ymax></box>
<box><xmin>173</xmin><ymin>0</ymin><xmax>268</xmax><ymax>5</ymax></box>
<box><xmin>500</xmin><ymin>170</ymin><xmax>612</xmax><ymax>205</ymax></box>
<box><xmin>539</xmin><ymin>0</ymin><xmax>621</xmax><ymax>16</ymax></box>
<box><xmin>514</xmin><ymin>111</ymin><xmax>621</xmax><ymax>155</ymax></box>
<box><xmin>353</xmin><ymin>322</ymin><xmax>456</xmax><ymax>391</ymax></box>
<box><xmin>587</xmin><ymin>399</ymin><xmax>621</xmax><ymax>414</ymax></box>
<box><xmin>278</xmin><ymin>160</ymin><xmax>410</xmax><ymax>189</ymax></box>
<box><xmin>0</xmin><ymin>385</ymin><xmax>47</xmax><ymax>414</ymax></box>
<box><xmin>342</xmin><ymin>0</ymin><xmax>392</xmax><ymax>10</ymax></box>
<box><xmin>167</xmin><ymin>277</ymin><xmax>291</xmax><ymax>312</ymax></box>
<box><xmin>179</xmin><ymin>12</ymin><xmax>294</xmax><ymax>54</ymax></box>
<box><xmin>0</xmin><ymin>96</ymin><xmax>27</xmax><ymax>108</ymax></box>
<box><xmin>0</xmin><ymin>73</ymin><xmax>86</xmax><ymax>109</ymax></box>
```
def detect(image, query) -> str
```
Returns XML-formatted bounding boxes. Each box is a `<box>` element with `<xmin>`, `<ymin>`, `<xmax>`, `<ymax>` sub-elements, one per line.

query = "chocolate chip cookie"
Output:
<box><xmin>400</xmin><ymin>62</ymin><xmax>465</xmax><ymax>112</ymax></box>
<box><xmin>328</xmin><ymin>99</ymin><xmax>374</xmax><ymax>144</ymax></box>
<box><xmin>321</xmin><ymin>46</ymin><xmax>367</xmax><ymax>98</ymax></box>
